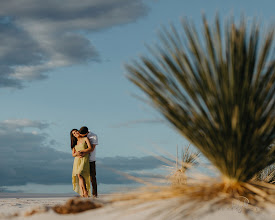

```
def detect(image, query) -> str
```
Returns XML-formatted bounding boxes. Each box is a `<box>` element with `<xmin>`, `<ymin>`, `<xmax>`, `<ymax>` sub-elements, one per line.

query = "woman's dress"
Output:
<box><xmin>72</xmin><ymin>141</ymin><xmax>91</xmax><ymax>197</ymax></box>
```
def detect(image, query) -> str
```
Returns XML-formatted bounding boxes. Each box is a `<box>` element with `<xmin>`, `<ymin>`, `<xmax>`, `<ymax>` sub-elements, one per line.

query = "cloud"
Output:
<box><xmin>0</xmin><ymin>119</ymin><xmax>167</xmax><ymax>186</ymax></box>
<box><xmin>0</xmin><ymin>119</ymin><xmax>49</xmax><ymax>130</ymax></box>
<box><xmin>0</xmin><ymin>0</ymin><xmax>149</xmax><ymax>88</ymax></box>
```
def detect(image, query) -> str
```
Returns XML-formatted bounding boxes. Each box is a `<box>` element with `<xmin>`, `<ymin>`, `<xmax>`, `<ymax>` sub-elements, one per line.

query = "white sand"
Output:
<box><xmin>0</xmin><ymin>197</ymin><xmax>69</xmax><ymax>216</ymax></box>
<box><xmin>0</xmin><ymin>195</ymin><xmax>274</xmax><ymax>220</ymax></box>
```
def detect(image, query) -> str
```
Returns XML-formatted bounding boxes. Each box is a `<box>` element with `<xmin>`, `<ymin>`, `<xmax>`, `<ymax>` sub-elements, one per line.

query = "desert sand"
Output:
<box><xmin>0</xmin><ymin>194</ymin><xmax>274</xmax><ymax>220</ymax></box>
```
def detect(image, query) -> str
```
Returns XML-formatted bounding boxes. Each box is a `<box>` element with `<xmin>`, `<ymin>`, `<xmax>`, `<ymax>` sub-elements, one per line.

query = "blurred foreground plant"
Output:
<box><xmin>126</xmin><ymin>15</ymin><xmax>275</xmax><ymax>206</ymax></box>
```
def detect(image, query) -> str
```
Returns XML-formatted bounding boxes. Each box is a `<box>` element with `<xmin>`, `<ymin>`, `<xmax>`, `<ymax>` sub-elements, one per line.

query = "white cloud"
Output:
<box><xmin>0</xmin><ymin>0</ymin><xmax>149</xmax><ymax>88</ymax></box>
<box><xmin>0</xmin><ymin>119</ymin><xmax>49</xmax><ymax>130</ymax></box>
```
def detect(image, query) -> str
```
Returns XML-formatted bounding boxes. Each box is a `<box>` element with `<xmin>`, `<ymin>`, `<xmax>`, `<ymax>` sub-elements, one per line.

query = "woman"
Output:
<box><xmin>70</xmin><ymin>129</ymin><xmax>92</xmax><ymax>197</ymax></box>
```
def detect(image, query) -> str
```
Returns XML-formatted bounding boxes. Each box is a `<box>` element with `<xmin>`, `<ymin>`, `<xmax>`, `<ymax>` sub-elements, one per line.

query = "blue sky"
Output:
<box><xmin>0</xmin><ymin>0</ymin><xmax>274</xmax><ymax>192</ymax></box>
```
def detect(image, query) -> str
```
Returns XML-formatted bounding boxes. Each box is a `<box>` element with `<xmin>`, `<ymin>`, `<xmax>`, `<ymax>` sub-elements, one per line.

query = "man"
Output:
<box><xmin>79</xmin><ymin>126</ymin><xmax>98</xmax><ymax>198</ymax></box>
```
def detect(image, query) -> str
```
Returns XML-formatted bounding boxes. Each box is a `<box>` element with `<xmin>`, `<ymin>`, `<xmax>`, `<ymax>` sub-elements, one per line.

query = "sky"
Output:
<box><xmin>0</xmin><ymin>0</ymin><xmax>274</xmax><ymax>193</ymax></box>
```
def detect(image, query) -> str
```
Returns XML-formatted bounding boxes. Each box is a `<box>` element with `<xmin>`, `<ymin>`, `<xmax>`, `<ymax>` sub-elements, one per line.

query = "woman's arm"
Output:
<box><xmin>72</xmin><ymin>147</ymin><xmax>81</xmax><ymax>157</ymax></box>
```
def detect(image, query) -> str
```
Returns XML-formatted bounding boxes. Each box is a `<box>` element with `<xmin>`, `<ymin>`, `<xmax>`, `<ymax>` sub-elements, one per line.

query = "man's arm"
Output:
<box><xmin>79</xmin><ymin>145</ymin><xmax>95</xmax><ymax>157</ymax></box>
<box><xmin>79</xmin><ymin>136</ymin><xmax>96</xmax><ymax>156</ymax></box>
<box><xmin>86</xmin><ymin>144</ymin><xmax>96</xmax><ymax>153</ymax></box>
<box><xmin>79</xmin><ymin>137</ymin><xmax>93</xmax><ymax>153</ymax></box>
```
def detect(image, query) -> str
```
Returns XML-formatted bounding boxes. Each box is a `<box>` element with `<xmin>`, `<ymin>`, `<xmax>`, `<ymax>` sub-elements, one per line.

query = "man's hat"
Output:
<box><xmin>79</xmin><ymin>126</ymin><xmax>89</xmax><ymax>134</ymax></box>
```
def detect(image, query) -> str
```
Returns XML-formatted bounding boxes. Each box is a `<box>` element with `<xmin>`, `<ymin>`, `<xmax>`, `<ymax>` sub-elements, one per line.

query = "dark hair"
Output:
<box><xmin>79</xmin><ymin>126</ymin><xmax>89</xmax><ymax>135</ymax></box>
<box><xmin>70</xmin><ymin>129</ymin><xmax>78</xmax><ymax>149</ymax></box>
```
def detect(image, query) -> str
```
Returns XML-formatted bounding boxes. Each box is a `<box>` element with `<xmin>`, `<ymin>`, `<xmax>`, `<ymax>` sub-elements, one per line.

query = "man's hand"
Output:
<box><xmin>75</xmin><ymin>151</ymin><xmax>83</xmax><ymax>158</ymax></box>
<box><xmin>76</xmin><ymin>151</ymin><xmax>84</xmax><ymax>158</ymax></box>
<box><xmin>78</xmin><ymin>151</ymin><xmax>86</xmax><ymax>157</ymax></box>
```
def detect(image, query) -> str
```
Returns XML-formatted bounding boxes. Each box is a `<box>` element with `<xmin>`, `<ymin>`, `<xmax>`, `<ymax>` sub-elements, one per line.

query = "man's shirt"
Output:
<box><xmin>87</xmin><ymin>131</ymin><xmax>98</xmax><ymax>162</ymax></box>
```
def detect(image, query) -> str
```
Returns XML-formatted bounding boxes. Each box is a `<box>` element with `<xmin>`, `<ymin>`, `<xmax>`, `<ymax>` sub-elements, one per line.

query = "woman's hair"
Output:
<box><xmin>70</xmin><ymin>129</ymin><xmax>78</xmax><ymax>149</ymax></box>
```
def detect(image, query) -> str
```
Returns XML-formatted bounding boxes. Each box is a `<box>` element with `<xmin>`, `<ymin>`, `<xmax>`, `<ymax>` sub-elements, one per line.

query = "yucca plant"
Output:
<box><xmin>126</xmin><ymin>15</ymin><xmax>275</xmax><ymax>206</ymax></box>
<box><xmin>179</xmin><ymin>145</ymin><xmax>200</xmax><ymax>173</ymax></box>
<box><xmin>171</xmin><ymin>145</ymin><xmax>200</xmax><ymax>186</ymax></box>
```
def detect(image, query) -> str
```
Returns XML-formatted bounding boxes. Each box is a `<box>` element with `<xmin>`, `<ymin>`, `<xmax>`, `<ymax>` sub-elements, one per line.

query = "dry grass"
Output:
<box><xmin>108</xmin><ymin>151</ymin><xmax>275</xmax><ymax>219</ymax></box>
<box><xmin>52</xmin><ymin>198</ymin><xmax>103</xmax><ymax>214</ymax></box>
<box><xmin>169</xmin><ymin>145</ymin><xmax>200</xmax><ymax>186</ymax></box>
<box><xmin>252</xmin><ymin>164</ymin><xmax>275</xmax><ymax>184</ymax></box>
<box><xmin>23</xmin><ymin>198</ymin><xmax>103</xmax><ymax>216</ymax></box>
<box><xmin>110</xmin><ymin>176</ymin><xmax>275</xmax><ymax>219</ymax></box>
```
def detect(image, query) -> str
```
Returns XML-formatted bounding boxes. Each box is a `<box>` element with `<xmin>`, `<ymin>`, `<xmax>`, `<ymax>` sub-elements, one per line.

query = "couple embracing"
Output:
<box><xmin>70</xmin><ymin>126</ymin><xmax>98</xmax><ymax>198</ymax></box>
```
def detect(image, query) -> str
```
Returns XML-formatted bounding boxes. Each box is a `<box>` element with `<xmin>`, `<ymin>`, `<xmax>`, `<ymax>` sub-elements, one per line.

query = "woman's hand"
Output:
<box><xmin>72</xmin><ymin>148</ymin><xmax>83</xmax><ymax>157</ymax></box>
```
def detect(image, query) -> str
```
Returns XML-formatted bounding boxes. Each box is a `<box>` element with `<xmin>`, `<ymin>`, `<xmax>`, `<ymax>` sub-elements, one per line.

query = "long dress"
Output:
<box><xmin>72</xmin><ymin>141</ymin><xmax>91</xmax><ymax>197</ymax></box>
